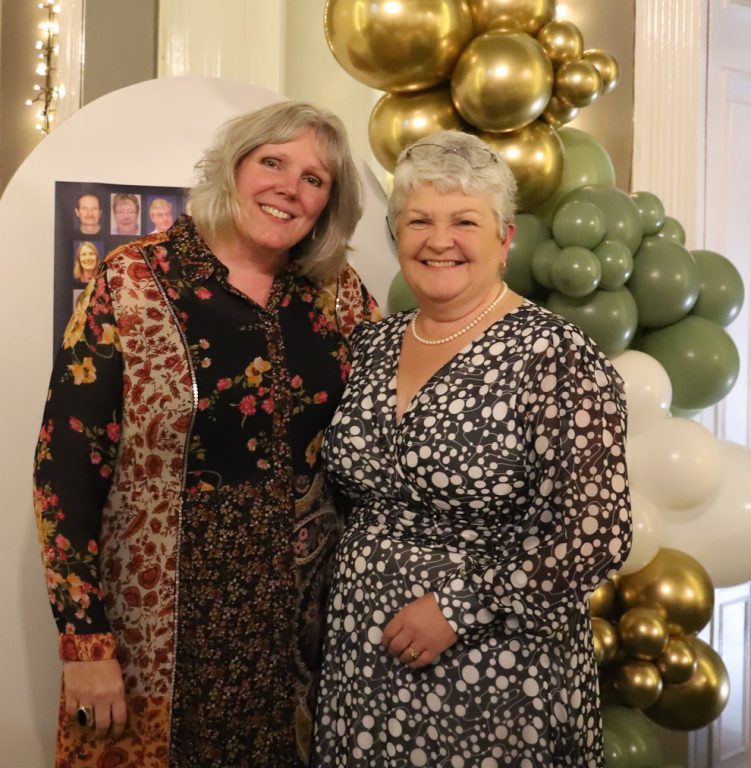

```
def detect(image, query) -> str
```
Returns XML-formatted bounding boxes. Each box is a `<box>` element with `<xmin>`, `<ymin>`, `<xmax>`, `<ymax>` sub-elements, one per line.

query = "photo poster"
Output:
<box><xmin>53</xmin><ymin>180</ymin><xmax>190</xmax><ymax>349</ymax></box>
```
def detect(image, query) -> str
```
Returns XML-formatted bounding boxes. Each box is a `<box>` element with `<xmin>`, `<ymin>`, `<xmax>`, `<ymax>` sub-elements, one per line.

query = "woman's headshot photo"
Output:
<box><xmin>72</xmin><ymin>240</ymin><xmax>102</xmax><ymax>283</ymax></box>
<box><xmin>110</xmin><ymin>192</ymin><xmax>141</xmax><ymax>236</ymax></box>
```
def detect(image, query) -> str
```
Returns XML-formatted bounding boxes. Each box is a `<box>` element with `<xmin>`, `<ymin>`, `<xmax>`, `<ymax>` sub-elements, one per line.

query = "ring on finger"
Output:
<box><xmin>407</xmin><ymin>647</ymin><xmax>420</xmax><ymax>661</ymax></box>
<box><xmin>76</xmin><ymin>705</ymin><xmax>94</xmax><ymax>728</ymax></box>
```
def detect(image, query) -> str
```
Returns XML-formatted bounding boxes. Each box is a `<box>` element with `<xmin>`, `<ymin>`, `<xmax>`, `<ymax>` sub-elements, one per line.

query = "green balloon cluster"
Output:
<box><xmin>601</xmin><ymin>706</ymin><xmax>662</xmax><ymax>768</ymax></box>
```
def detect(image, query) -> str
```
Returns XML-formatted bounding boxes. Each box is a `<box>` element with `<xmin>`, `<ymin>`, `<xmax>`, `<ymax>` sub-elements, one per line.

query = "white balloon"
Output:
<box><xmin>619</xmin><ymin>489</ymin><xmax>664</xmax><ymax>575</ymax></box>
<box><xmin>627</xmin><ymin>417</ymin><xmax>722</xmax><ymax>514</ymax></box>
<box><xmin>611</xmin><ymin>350</ymin><xmax>672</xmax><ymax>436</ymax></box>
<box><xmin>663</xmin><ymin>440</ymin><xmax>751</xmax><ymax>587</ymax></box>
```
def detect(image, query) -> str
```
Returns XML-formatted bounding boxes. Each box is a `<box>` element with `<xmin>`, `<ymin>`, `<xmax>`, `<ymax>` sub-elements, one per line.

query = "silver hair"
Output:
<box><xmin>388</xmin><ymin>130</ymin><xmax>517</xmax><ymax>238</ymax></box>
<box><xmin>189</xmin><ymin>101</ymin><xmax>363</xmax><ymax>283</ymax></box>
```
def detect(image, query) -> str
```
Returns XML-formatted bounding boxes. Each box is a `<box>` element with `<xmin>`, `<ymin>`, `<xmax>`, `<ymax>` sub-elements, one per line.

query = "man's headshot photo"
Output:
<box><xmin>148</xmin><ymin>197</ymin><xmax>175</xmax><ymax>233</ymax></box>
<box><xmin>74</xmin><ymin>193</ymin><xmax>103</xmax><ymax>235</ymax></box>
<box><xmin>111</xmin><ymin>192</ymin><xmax>141</xmax><ymax>236</ymax></box>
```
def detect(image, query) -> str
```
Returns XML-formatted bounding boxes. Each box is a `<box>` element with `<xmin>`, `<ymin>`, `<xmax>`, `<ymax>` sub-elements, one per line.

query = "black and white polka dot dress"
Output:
<box><xmin>314</xmin><ymin>302</ymin><xmax>631</xmax><ymax>767</ymax></box>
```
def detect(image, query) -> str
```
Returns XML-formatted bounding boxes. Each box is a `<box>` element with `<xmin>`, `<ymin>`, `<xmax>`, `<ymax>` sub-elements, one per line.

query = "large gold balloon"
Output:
<box><xmin>555</xmin><ymin>59</ymin><xmax>603</xmax><ymax>108</ymax></box>
<box><xmin>592</xmin><ymin>618</ymin><xmax>619</xmax><ymax>666</ymax></box>
<box><xmin>451</xmin><ymin>31</ymin><xmax>554</xmax><ymax>132</ymax></box>
<box><xmin>478</xmin><ymin>120</ymin><xmax>562</xmax><ymax>209</ymax></box>
<box><xmin>467</xmin><ymin>0</ymin><xmax>555</xmax><ymax>35</ymax></box>
<box><xmin>589</xmin><ymin>579</ymin><xmax>619</xmax><ymax>619</ymax></box>
<box><xmin>536</xmin><ymin>20</ymin><xmax>584</xmax><ymax>68</ymax></box>
<box><xmin>614</xmin><ymin>660</ymin><xmax>664</xmax><ymax>709</ymax></box>
<box><xmin>368</xmin><ymin>86</ymin><xmax>468</xmax><ymax>172</ymax></box>
<box><xmin>617</xmin><ymin>548</ymin><xmax>714</xmax><ymax>635</ymax></box>
<box><xmin>657</xmin><ymin>636</ymin><xmax>698</xmax><ymax>685</ymax></box>
<box><xmin>618</xmin><ymin>607</ymin><xmax>669</xmax><ymax>661</ymax></box>
<box><xmin>324</xmin><ymin>0</ymin><xmax>474</xmax><ymax>92</ymax></box>
<box><xmin>541</xmin><ymin>94</ymin><xmax>579</xmax><ymax>128</ymax></box>
<box><xmin>645</xmin><ymin>637</ymin><xmax>730</xmax><ymax>730</ymax></box>
<box><xmin>582</xmin><ymin>49</ymin><xmax>620</xmax><ymax>95</ymax></box>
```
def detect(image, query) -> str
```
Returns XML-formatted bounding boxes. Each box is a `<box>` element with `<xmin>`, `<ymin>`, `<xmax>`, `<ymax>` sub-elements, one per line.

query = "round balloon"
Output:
<box><xmin>614</xmin><ymin>660</ymin><xmax>663</xmax><ymax>709</ymax></box>
<box><xmin>451</xmin><ymin>31</ymin><xmax>554</xmax><ymax>132</ymax></box>
<box><xmin>639</xmin><ymin>316</ymin><xmax>740</xmax><ymax>410</ymax></box>
<box><xmin>589</xmin><ymin>579</ymin><xmax>619</xmax><ymax>620</ymax></box>
<box><xmin>690</xmin><ymin>249</ymin><xmax>745</xmax><ymax>327</ymax></box>
<box><xmin>546</xmin><ymin>287</ymin><xmax>638</xmax><ymax>355</ymax></box>
<box><xmin>387</xmin><ymin>270</ymin><xmax>417</xmax><ymax>313</ymax></box>
<box><xmin>369</xmin><ymin>86</ymin><xmax>467</xmax><ymax>172</ymax></box>
<box><xmin>530</xmin><ymin>128</ymin><xmax>616</xmax><ymax>223</ymax></box>
<box><xmin>630</xmin><ymin>191</ymin><xmax>666</xmax><ymax>236</ymax></box>
<box><xmin>552</xmin><ymin>200</ymin><xmax>607</xmax><ymax>249</ymax></box>
<box><xmin>479</xmin><ymin>120</ymin><xmax>563</xmax><ymax>209</ymax></box>
<box><xmin>555</xmin><ymin>59</ymin><xmax>603</xmax><ymax>108</ymax></box>
<box><xmin>592</xmin><ymin>617</ymin><xmax>620</xmax><ymax>666</ymax></box>
<box><xmin>617</xmin><ymin>548</ymin><xmax>714</xmax><ymax>635</ymax></box>
<box><xmin>324</xmin><ymin>0</ymin><xmax>474</xmax><ymax>92</ymax></box>
<box><xmin>593</xmin><ymin>239</ymin><xmax>633</xmax><ymax>290</ymax></box>
<box><xmin>467</xmin><ymin>0</ymin><xmax>555</xmax><ymax>34</ymax></box>
<box><xmin>626</xmin><ymin>417</ymin><xmax>722</xmax><ymax>514</ymax></box>
<box><xmin>506</xmin><ymin>213</ymin><xmax>551</xmax><ymax>298</ymax></box>
<box><xmin>628</xmin><ymin>237</ymin><xmax>700</xmax><ymax>328</ymax></box>
<box><xmin>618</xmin><ymin>607</ymin><xmax>669</xmax><ymax>660</ymax></box>
<box><xmin>654</xmin><ymin>215</ymin><xmax>686</xmax><ymax>245</ymax></box>
<box><xmin>610</xmin><ymin>350</ymin><xmax>671</xmax><ymax>436</ymax></box>
<box><xmin>541</xmin><ymin>94</ymin><xmax>579</xmax><ymax>129</ymax></box>
<box><xmin>619</xmin><ymin>490</ymin><xmax>664</xmax><ymax>575</ymax></box>
<box><xmin>531</xmin><ymin>239</ymin><xmax>561</xmax><ymax>288</ymax></box>
<box><xmin>582</xmin><ymin>49</ymin><xmax>620</xmax><ymax>94</ymax></box>
<box><xmin>657</xmin><ymin>636</ymin><xmax>698</xmax><ymax>685</ymax></box>
<box><xmin>601</xmin><ymin>706</ymin><xmax>663</xmax><ymax>768</ymax></box>
<box><xmin>602</xmin><ymin>728</ymin><xmax>629</xmax><ymax>768</ymax></box>
<box><xmin>550</xmin><ymin>246</ymin><xmax>601</xmax><ymax>297</ymax></box>
<box><xmin>645</xmin><ymin>637</ymin><xmax>730</xmax><ymax>731</ymax></box>
<box><xmin>536</xmin><ymin>20</ymin><xmax>584</xmax><ymax>67</ymax></box>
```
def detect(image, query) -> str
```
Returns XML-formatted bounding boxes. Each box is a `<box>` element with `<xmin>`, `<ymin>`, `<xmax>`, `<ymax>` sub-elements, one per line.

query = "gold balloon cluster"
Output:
<box><xmin>324</xmin><ymin>0</ymin><xmax>619</xmax><ymax>209</ymax></box>
<box><xmin>591</xmin><ymin>548</ymin><xmax>730</xmax><ymax>731</ymax></box>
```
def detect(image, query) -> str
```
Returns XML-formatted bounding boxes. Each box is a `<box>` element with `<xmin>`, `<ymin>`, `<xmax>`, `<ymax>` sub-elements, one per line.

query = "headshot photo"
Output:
<box><xmin>74</xmin><ymin>193</ymin><xmax>103</xmax><ymax>235</ymax></box>
<box><xmin>110</xmin><ymin>192</ymin><xmax>141</xmax><ymax>236</ymax></box>
<box><xmin>72</xmin><ymin>240</ymin><xmax>102</xmax><ymax>283</ymax></box>
<box><xmin>148</xmin><ymin>196</ymin><xmax>175</xmax><ymax>233</ymax></box>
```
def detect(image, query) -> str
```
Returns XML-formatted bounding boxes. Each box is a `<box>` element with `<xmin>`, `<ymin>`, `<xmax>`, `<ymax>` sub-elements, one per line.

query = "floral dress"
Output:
<box><xmin>315</xmin><ymin>304</ymin><xmax>631</xmax><ymax>767</ymax></box>
<box><xmin>33</xmin><ymin>215</ymin><xmax>379</xmax><ymax>768</ymax></box>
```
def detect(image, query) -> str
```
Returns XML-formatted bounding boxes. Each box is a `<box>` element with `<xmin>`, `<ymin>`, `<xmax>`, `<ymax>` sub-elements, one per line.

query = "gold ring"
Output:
<box><xmin>407</xmin><ymin>647</ymin><xmax>420</xmax><ymax>660</ymax></box>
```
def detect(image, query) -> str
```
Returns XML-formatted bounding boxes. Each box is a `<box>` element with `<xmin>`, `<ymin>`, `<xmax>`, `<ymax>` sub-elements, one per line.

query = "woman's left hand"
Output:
<box><xmin>381</xmin><ymin>593</ymin><xmax>458</xmax><ymax>669</ymax></box>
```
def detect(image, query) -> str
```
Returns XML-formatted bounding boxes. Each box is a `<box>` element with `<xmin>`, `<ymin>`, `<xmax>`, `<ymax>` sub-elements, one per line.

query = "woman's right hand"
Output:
<box><xmin>63</xmin><ymin>659</ymin><xmax>127</xmax><ymax>741</ymax></box>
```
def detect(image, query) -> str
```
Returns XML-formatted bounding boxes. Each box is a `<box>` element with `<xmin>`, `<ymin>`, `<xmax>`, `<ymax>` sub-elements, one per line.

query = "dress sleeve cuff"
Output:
<box><xmin>434</xmin><ymin>588</ymin><xmax>497</xmax><ymax>639</ymax></box>
<box><xmin>59</xmin><ymin>632</ymin><xmax>117</xmax><ymax>662</ymax></box>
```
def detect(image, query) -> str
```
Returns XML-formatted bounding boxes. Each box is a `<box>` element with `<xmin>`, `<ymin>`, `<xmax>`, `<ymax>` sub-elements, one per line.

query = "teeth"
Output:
<box><xmin>424</xmin><ymin>260</ymin><xmax>459</xmax><ymax>267</ymax></box>
<box><xmin>260</xmin><ymin>205</ymin><xmax>291</xmax><ymax>220</ymax></box>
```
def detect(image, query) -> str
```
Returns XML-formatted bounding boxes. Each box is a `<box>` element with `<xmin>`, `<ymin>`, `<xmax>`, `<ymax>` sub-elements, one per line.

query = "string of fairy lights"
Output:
<box><xmin>26</xmin><ymin>2</ymin><xmax>61</xmax><ymax>135</ymax></box>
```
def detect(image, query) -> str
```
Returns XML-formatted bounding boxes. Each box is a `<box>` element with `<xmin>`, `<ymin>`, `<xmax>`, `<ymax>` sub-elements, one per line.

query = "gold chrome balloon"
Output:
<box><xmin>555</xmin><ymin>59</ymin><xmax>603</xmax><ymax>108</ymax></box>
<box><xmin>536</xmin><ymin>20</ymin><xmax>584</xmax><ymax>68</ymax></box>
<box><xmin>657</xmin><ymin>636</ymin><xmax>698</xmax><ymax>685</ymax></box>
<box><xmin>324</xmin><ymin>0</ymin><xmax>474</xmax><ymax>92</ymax></box>
<box><xmin>451</xmin><ymin>31</ymin><xmax>554</xmax><ymax>132</ymax></box>
<box><xmin>582</xmin><ymin>49</ymin><xmax>620</xmax><ymax>95</ymax></box>
<box><xmin>646</xmin><ymin>637</ymin><xmax>730</xmax><ymax>730</ymax></box>
<box><xmin>614</xmin><ymin>660</ymin><xmax>664</xmax><ymax>709</ymax></box>
<box><xmin>467</xmin><ymin>0</ymin><xmax>555</xmax><ymax>35</ymax></box>
<box><xmin>478</xmin><ymin>120</ymin><xmax>562</xmax><ymax>209</ymax></box>
<box><xmin>368</xmin><ymin>86</ymin><xmax>468</xmax><ymax>172</ymax></box>
<box><xmin>589</xmin><ymin>579</ymin><xmax>619</xmax><ymax>619</ymax></box>
<box><xmin>617</xmin><ymin>548</ymin><xmax>714</xmax><ymax>636</ymax></box>
<box><xmin>541</xmin><ymin>94</ymin><xmax>579</xmax><ymax>128</ymax></box>
<box><xmin>592</xmin><ymin>618</ymin><xmax>619</xmax><ymax>666</ymax></box>
<box><xmin>617</xmin><ymin>607</ymin><xmax>669</xmax><ymax>661</ymax></box>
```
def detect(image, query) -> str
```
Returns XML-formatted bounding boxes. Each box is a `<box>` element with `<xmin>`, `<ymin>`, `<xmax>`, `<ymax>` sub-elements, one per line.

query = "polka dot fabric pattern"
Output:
<box><xmin>314</xmin><ymin>301</ymin><xmax>631</xmax><ymax>767</ymax></box>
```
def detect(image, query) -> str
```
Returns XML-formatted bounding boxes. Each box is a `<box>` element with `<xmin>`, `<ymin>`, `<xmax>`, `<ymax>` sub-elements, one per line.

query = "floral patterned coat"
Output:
<box><xmin>33</xmin><ymin>215</ymin><xmax>379</xmax><ymax>767</ymax></box>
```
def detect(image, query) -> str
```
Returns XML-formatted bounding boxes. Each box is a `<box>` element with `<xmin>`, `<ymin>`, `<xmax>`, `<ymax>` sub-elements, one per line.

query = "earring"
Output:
<box><xmin>311</xmin><ymin>225</ymin><xmax>317</xmax><ymax>241</ymax></box>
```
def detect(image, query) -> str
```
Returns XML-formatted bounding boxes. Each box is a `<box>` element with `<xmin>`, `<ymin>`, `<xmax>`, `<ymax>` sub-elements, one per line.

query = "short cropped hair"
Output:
<box><xmin>112</xmin><ymin>193</ymin><xmax>140</xmax><ymax>214</ymax></box>
<box><xmin>388</xmin><ymin>130</ymin><xmax>517</xmax><ymax>238</ymax></box>
<box><xmin>189</xmin><ymin>101</ymin><xmax>363</xmax><ymax>283</ymax></box>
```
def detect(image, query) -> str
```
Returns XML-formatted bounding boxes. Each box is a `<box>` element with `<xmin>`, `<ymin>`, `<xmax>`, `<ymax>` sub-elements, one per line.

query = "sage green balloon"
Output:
<box><xmin>628</xmin><ymin>237</ymin><xmax>700</xmax><ymax>327</ymax></box>
<box><xmin>655</xmin><ymin>215</ymin><xmax>686</xmax><ymax>245</ymax></box>
<box><xmin>594</xmin><ymin>239</ymin><xmax>633</xmax><ymax>290</ymax></box>
<box><xmin>552</xmin><ymin>200</ymin><xmax>607</xmax><ymax>248</ymax></box>
<box><xmin>601</xmin><ymin>706</ymin><xmax>663</xmax><ymax>768</ymax></box>
<box><xmin>550</xmin><ymin>246</ymin><xmax>601</xmax><ymax>297</ymax></box>
<box><xmin>640</xmin><ymin>316</ymin><xmax>740</xmax><ymax>410</ymax></box>
<box><xmin>557</xmin><ymin>185</ymin><xmax>644</xmax><ymax>254</ymax></box>
<box><xmin>530</xmin><ymin>127</ymin><xmax>616</xmax><ymax>223</ymax></box>
<box><xmin>387</xmin><ymin>270</ymin><xmax>417</xmax><ymax>313</ymax></box>
<box><xmin>602</xmin><ymin>728</ymin><xmax>629</xmax><ymax>768</ymax></box>
<box><xmin>547</xmin><ymin>287</ymin><xmax>638</xmax><ymax>355</ymax></box>
<box><xmin>630</xmin><ymin>190</ymin><xmax>666</xmax><ymax>236</ymax></box>
<box><xmin>690</xmin><ymin>249</ymin><xmax>745</xmax><ymax>327</ymax></box>
<box><xmin>531</xmin><ymin>239</ymin><xmax>561</xmax><ymax>289</ymax></box>
<box><xmin>506</xmin><ymin>213</ymin><xmax>551</xmax><ymax>298</ymax></box>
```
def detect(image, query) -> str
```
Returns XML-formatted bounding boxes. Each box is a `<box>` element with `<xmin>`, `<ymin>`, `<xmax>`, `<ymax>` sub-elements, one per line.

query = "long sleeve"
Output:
<box><xmin>435</xmin><ymin>328</ymin><xmax>632</xmax><ymax>639</ymax></box>
<box><xmin>33</xmin><ymin>269</ymin><xmax>124</xmax><ymax>660</ymax></box>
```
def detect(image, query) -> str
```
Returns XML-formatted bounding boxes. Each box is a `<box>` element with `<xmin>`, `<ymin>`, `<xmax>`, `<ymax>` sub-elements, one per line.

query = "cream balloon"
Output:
<box><xmin>611</xmin><ymin>350</ymin><xmax>672</xmax><ymax>436</ymax></box>
<box><xmin>627</xmin><ymin>417</ymin><xmax>722</xmax><ymax>515</ymax></box>
<box><xmin>451</xmin><ymin>31</ymin><xmax>554</xmax><ymax>132</ymax></box>
<box><xmin>619</xmin><ymin>490</ymin><xmax>664</xmax><ymax>576</ymax></box>
<box><xmin>468</xmin><ymin>0</ymin><xmax>555</xmax><ymax>35</ymax></box>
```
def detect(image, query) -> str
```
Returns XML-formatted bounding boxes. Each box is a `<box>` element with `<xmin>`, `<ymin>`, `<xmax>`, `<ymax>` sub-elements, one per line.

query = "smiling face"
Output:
<box><xmin>114</xmin><ymin>200</ymin><xmax>139</xmax><ymax>235</ymax></box>
<box><xmin>396</xmin><ymin>184</ymin><xmax>514</xmax><ymax>315</ymax></box>
<box><xmin>232</xmin><ymin>128</ymin><xmax>332</xmax><ymax>262</ymax></box>
<box><xmin>150</xmin><ymin>201</ymin><xmax>174</xmax><ymax>231</ymax></box>
<box><xmin>78</xmin><ymin>243</ymin><xmax>99</xmax><ymax>271</ymax></box>
<box><xmin>75</xmin><ymin>195</ymin><xmax>102</xmax><ymax>234</ymax></box>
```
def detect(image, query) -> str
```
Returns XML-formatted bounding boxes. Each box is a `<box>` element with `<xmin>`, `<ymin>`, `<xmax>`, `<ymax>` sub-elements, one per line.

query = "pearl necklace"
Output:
<box><xmin>410</xmin><ymin>282</ymin><xmax>509</xmax><ymax>346</ymax></box>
